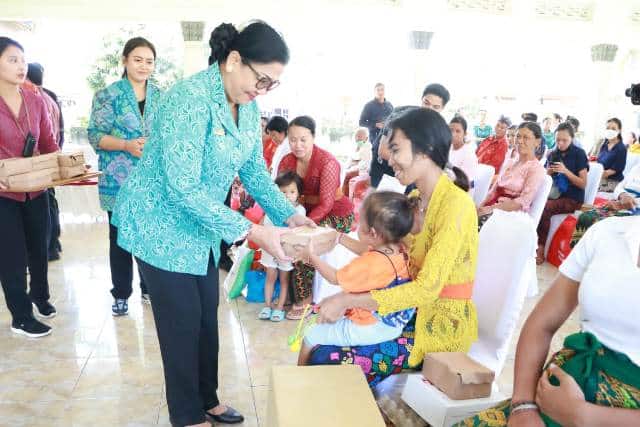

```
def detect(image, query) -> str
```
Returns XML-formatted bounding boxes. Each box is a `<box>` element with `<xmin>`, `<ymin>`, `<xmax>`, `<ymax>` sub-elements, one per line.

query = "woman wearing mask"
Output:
<box><xmin>0</xmin><ymin>37</ymin><xmax>59</xmax><ymax>337</ymax></box>
<box><xmin>112</xmin><ymin>22</ymin><xmax>311</xmax><ymax>427</ymax></box>
<box><xmin>88</xmin><ymin>37</ymin><xmax>162</xmax><ymax>315</ymax></box>
<box><xmin>597</xmin><ymin>118</ymin><xmax>627</xmax><ymax>192</ymax></box>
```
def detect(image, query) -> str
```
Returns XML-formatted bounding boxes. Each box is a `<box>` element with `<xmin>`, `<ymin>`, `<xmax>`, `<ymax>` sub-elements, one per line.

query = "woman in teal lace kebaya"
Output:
<box><xmin>87</xmin><ymin>37</ymin><xmax>162</xmax><ymax>313</ymax></box>
<box><xmin>113</xmin><ymin>22</ymin><xmax>311</xmax><ymax>427</ymax></box>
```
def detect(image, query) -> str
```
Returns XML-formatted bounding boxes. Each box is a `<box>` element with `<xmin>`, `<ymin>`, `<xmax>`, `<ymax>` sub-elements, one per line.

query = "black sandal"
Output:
<box><xmin>205</xmin><ymin>406</ymin><xmax>244</xmax><ymax>424</ymax></box>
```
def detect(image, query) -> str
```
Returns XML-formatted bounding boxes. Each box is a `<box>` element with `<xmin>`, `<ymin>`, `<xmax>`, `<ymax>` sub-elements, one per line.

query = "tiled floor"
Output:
<box><xmin>0</xmin><ymin>219</ymin><xmax>577</xmax><ymax>426</ymax></box>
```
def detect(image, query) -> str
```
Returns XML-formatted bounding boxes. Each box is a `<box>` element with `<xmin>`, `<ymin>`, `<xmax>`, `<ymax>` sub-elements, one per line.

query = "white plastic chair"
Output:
<box><xmin>401</xmin><ymin>211</ymin><xmax>535</xmax><ymax>427</ymax></box>
<box><xmin>472</xmin><ymin>164</ymin><xmax>495</xmax><ymax>207</ymax></box>
<box><xmin>468</xmin><ymin>210</ymin><xmax>537</xmax><ymax>376</ymax></box>
<box><xmin>270</xmin><ymin>139</ymin><xmax>291</xmax><ymax>180</ymax></box>
<box><xmin>519</xmin><ymin>175</ymin><xmax>552</xmax><ymax>297</ymax></box>
<box><xmin>528</xmin><ymin>174</ymin><xmax>553</xmax><ymax>228</ymax></box>
<box><xmin>623</xmin><ymin>153</ymin><xmax>640</xmax><ymax>179</ymax></box>
<box><xmin>339</xmin><ymin>162</ymin><xmax>347</xmax><ymax>191</ymax></box>
<box><xmin>544</xmin><ymin>162</ymin><xmax>604</xmax><ymax>257</ymax></box>
<box><xmin>538</xmin><ymin>147</ymin><xmax>548</xmax><ymax>166</ymax></box>
<box><xmin>584</xmin><ymin>162</ymin><xmax>604</xmax><ymax>205</ymax></box>
<box><xmin>498</xmin><ymin>153</ymin><xmax>511</xmax><ymax>175</ymax></box>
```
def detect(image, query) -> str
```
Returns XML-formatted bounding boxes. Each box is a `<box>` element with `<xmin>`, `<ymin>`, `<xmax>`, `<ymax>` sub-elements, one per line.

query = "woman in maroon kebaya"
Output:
<box><xmin>0</xmin><ymin>37</ymin><xmax>58</xmax><ymax>338</ymax></box>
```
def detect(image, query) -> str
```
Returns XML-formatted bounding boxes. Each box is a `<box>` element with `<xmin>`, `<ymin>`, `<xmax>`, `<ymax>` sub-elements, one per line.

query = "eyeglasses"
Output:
<box><xmin>243</xmin><ymin>60</ymin><xmax>280</xmax><ymax>91</ymax></box>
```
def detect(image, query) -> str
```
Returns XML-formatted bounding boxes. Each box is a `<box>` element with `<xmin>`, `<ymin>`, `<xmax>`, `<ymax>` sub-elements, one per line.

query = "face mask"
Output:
<box><xmin>356</xmin><ymin>139</ymin><xmax>367</xmax><ymax>149</ymax></box>
<box><xmin>604</xmin><ymin>129</ymin><xmax>619</xmax><ymax>140</ymax></box>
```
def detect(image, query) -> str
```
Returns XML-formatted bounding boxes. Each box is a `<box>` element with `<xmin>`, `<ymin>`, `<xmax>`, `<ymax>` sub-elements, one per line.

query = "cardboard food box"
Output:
<box><xmin>280</xmin><ymin>226</ymin><xmax>338</xmax><ymax>258</ymax></box>
<box><xmin>0</xmin><ymin>157</ymin><xmax>33</xmax><ymax>178</ymax></box>
<box><xmin>267</xmin><ymin>365</ymin><xmax>385</xmax><ymax>427</ymax></box>
<box><xmin>4</xmin><ymin>169</ymin><xmax>53</xmax><ymax>192</ymax></box>
<box><xmin>422</xmin><ymin>353</ymin><xmax>495</xmax><ymax>400</ymax></box>
<box><xmin>0</xmin><ymin>153</ymin><xmax>59</xmax><ymax>178</ymax></box>
<box><xmin>402</xmin><ymin>373</ymin><xmax>506</xmax><ymax>427</ymax></box>
<box><xmin>58</xmin><ymin>152</ymin><xmax>85</xmax><ymax>167</ymax></box>
<box><xmin>31</xmin><ymin>152</ymin><xmax>59</xmax><ymax>170</ymax></box>
<box><xmin>58</xmin><ymin>164</ymin><xmax>86</xmax><ymax>179</ymax></box>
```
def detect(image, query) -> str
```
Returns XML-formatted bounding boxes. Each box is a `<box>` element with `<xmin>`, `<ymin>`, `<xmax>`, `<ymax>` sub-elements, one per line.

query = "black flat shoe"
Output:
<box><xmin>205</xmin><ymin>406</ymin><xmax>244</xmax><ymax>424</ymax></box>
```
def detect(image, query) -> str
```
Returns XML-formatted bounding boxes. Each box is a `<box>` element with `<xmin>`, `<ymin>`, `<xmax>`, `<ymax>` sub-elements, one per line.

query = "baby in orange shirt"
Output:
<box><xmin>297</xmin><ymin>191</ymin><xmax>417</xmax><ymax>365</ymax></box>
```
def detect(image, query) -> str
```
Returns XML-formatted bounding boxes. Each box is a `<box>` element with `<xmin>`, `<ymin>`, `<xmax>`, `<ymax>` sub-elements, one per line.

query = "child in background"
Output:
<box><xmin>345</xmin><ymin>127</ymin><xmax>373</xmax><ymax>201</ymax></box>
<box><xmin>296</xmin><ymin>191</ymin><xmax>416</xmax><ymax>365</ymax></box>
<box><xmin>258</xmin><ymin>171</ymin><xmax>306</xmax><ymax>322</ymax></box>
<box><xmin>542</xmin><ymin>117</ymin><xmax>556</xmax><ymax>151</ymax></box>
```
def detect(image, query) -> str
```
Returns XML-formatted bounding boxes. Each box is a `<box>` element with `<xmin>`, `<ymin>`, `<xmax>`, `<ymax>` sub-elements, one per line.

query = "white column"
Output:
<box><xmin>588</xmin><ymin>45</ymin><xmax>618</xmax><ymax>151</ymax></box>
<box><xmin>181</xmin><ymin>21</ymin><xmax>206</xmax><ymax>78</ymax></box>
<box><xmin>183</xmin><ymin>41</ymin><xmax>206</xmax><ymax>77</ymax></box>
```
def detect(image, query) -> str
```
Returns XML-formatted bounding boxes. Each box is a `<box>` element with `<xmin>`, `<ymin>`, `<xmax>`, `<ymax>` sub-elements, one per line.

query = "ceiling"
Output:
<box><xmin>3</xmin><ymin>0</ymin><xmax>640</xmax><ymax>24</ymax></box>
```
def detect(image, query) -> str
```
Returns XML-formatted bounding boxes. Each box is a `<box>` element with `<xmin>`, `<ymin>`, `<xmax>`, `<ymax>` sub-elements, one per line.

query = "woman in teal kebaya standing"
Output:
<box><xmin>113</xmin><ymin>22</ymin><xmax>310</xmax><ymax>427</ymax></box>
<box><xmin>88</xmin><ymin>37</ymin><xmax>161</xmax><ymax>314</ymax></box>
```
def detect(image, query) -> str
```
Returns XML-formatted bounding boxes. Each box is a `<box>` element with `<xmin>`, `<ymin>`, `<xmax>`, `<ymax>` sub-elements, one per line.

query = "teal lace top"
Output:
<box><xmin>112</xmin><ymin>64</ymin><xmax>296</xmax><ymax>275</ymax></box>
<box><xmin>87</xmin><ymin>78</ymin><xmax>162</xmax><ymax>211</ymax></box>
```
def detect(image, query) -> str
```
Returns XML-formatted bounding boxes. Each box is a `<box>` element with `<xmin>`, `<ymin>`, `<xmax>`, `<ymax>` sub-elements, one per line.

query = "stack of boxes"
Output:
<box><xmin>0</xmin><ymin>153</ymin><xmax>58</xmax><ymax>191</ymax></box>
<box><xmin>0</xmin><ymin>152</ymin><xmax>87</xmax><ymax>192</ymax></box>
<box><xmin>56</xmin><ymin>152</ymin><xmax>86</xmax><ymax>179</ymax></box>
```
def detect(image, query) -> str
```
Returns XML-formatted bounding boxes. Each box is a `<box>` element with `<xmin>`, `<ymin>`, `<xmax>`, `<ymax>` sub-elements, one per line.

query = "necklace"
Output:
<box><xmin>418</xmin><ymin>197</ymin><xmax>429</xmax><ymax>213</ymax></box>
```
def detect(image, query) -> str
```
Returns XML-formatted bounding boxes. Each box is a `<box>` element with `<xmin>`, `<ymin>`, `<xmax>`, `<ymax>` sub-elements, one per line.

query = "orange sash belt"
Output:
<box><xmin>438</xmin><ymin>282</ymin><xmax>473</xmax><ymax>299</ymax></box>
<box><xmin>301</xmin><ymin>187</ymin><xmax>344</xmax><ymax>206</ymax></box>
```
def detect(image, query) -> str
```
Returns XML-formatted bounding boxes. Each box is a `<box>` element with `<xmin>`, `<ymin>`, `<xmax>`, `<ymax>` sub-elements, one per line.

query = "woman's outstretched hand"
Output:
<box><xmin>247</xmin><ymin>224</ymin><xmax>292</xmax><ymax>263</ymax></box>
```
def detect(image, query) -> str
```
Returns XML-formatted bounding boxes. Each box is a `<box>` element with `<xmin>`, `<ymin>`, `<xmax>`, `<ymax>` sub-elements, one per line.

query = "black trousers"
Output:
<box><xmin>47</xmin><ymin>188</ymin><xmax>61</xmax><ymax>254</ymax></box>
<box><xmin>137</xmin><ymin>254</ymin><xmax>220</xmax><ymax>427</ymax></box>
<box><xmin>107</xmin><ymin>211</ymin><xmax>146</xmax><ymax>299</ymax></box>
<box><xmin>0</xmin><ymin>194</ymin><xmax>51</xmax><ymax>323</ymax></box>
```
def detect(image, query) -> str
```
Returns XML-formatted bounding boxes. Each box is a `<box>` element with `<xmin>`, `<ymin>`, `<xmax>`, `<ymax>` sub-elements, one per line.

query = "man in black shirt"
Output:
<box><xmin>27</xmin><ymin>63</ymin><xmax>65</xmax><ymax>261</ymax></box>
<box><xmin>370</xmin><ymin>83</ymin><xmax>451</xmax><ymax>189</ymax></box>
<box><xmin>359</xmin><ymin>83</ymin><xmax>393</xmax><ymax>145</ymax></box>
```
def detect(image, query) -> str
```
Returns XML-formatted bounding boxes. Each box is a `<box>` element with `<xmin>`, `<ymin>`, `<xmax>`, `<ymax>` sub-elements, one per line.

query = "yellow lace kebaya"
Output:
<box><xmin>371</xmin><ymin>174</ymin><xmax>479</xmax><ymax>367</ymax></box>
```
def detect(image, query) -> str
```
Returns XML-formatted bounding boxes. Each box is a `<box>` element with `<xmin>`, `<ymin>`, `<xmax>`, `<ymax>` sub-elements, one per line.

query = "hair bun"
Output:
<box><xmin>208</xmin><ymin>23</ymin><xmax>239</xmax><ymax>65</ymax></box>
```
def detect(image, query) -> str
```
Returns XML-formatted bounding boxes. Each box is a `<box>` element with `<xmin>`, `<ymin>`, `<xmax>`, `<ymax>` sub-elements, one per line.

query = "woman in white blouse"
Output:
<box><xmin>449</xmin><ymin>115</ymin><xmax>478</xmax><ymax>185</ymax></box>
<box><xmin>458</xmin><ymin>216</ymin><xmax>640</xmax><ymax>427</ymax></box>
